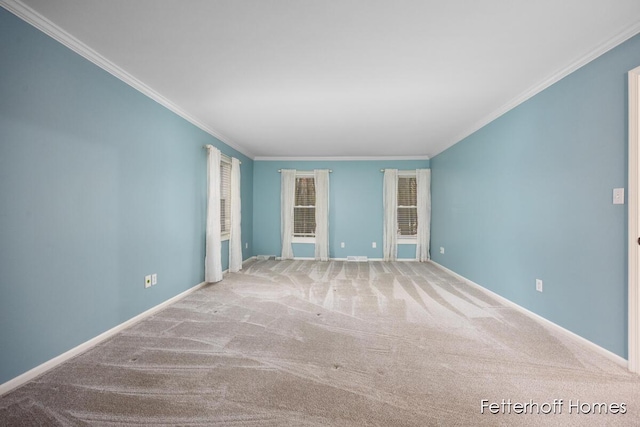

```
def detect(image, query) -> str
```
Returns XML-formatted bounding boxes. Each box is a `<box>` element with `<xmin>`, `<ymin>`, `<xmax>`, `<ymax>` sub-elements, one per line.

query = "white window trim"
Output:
<box><xmin>221</xmin><ymin>155</ymin><xmax>231</xmax><ymax>241</ymax></box>
<box><xmin>398</xmin><ymin>170</ymin><xmax>417</xmax><ymax>178</ymax></box>
<box><xmin>293</xmin><ymin>171</ymin><xmax>316</xmax><ymax>243</ymax></box>
<box><xmin>397</xmin><ymin>170</ymin><xmax>417</xmax><ymax>243</ymax></box>
<box><xmin>292</xmin><ymin>236</ymin><xmax>316</xmax><ymax>244</ymax></box>
<box><xmin>397</xmin><ymin>237</ymin><xmax>417</xmax><ymax>244</ymax></box>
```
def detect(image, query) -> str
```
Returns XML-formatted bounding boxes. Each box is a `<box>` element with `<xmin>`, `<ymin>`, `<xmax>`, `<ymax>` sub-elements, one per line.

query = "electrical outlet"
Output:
<box><xmin>613</xmin><ymin>188</ymin><xmax>624</xmax><ymax>205</ymax></box>
<box><xmin>151</xmin><ymin>274</ymin><xmax>157</xmax><ymax>285</ymax></box>
<box><xmin>440</xmin><ymin>247</ymin><xmax>445</xmax><ymax>254</ymax></box>
<box><xmin>341</xmin><ymin>242</ymin><xmax>345</xmax><ymax>248</ymax></box>
<box><xmin>245</xmin><ymin>242</ymin><xmax>249</xmax><ymax>249</ymax></box>
<box><xmin>144</xmin><ymin>275</ymin><xmax>152</xmax><ymax>288</ymax></box>
<box><xmin>372</xmin><ymin>242</ymin><xmax>377</xmax><ymax>248</ymax></box>
<box><xmin>536</xmin><ymin>279</ymin><xmax>543</xmax><ymax>292</ymax></box>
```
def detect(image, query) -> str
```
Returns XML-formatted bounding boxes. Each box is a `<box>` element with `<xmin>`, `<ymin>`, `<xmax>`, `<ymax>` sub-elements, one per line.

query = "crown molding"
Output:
<box><xmin>0</xmin><ymin>0</ymin><xmax>254</xmax><ymax>159</ymax></box>
<box><xmin>5</xmin><ymin>0</ymin><xmax>638</xmax><ymax>162</ymax></box>
<box><xmin>254</xmin><ymin>155</ymin><xmax>430</xmax><ymax>161</ymax></box>
<box><xmin>434</xmin><ymin>21</ymin><xmax>640</xmax><ymax>158</ymax></box>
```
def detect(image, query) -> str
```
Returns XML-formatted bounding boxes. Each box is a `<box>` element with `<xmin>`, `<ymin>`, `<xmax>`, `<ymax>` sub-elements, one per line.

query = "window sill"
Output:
<box><xmin>397</xmin><ymin>238</ymin><xmax>417</xmax><ymax>245</ymax></box>
<box><xmin>221</xmin><ymin>233</ymin><xmax>230</xmax><ymax>242</ymax></box>
<box><xmin>292</xmin><ymin>237</ymin><xmax>316</xmax><ymax>244</ymax></box>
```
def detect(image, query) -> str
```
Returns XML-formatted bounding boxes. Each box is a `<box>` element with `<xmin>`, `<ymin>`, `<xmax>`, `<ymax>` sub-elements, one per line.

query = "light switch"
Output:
<box><xmin>613</xmin><ymin>188</ymin><xmax>625</xmax><ymax>205</ymax></box>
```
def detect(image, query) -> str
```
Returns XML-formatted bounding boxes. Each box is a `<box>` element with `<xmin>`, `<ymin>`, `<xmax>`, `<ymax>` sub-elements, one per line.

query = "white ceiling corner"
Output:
<box><xmin>4</xmin><ymin>0</ymin><xmax>640</xmax><ymax>160</ymax></box>
<box><xmin>0</xmin><ymin>0</ymin><xmax>252</xmax><ymax>158</ymax></box>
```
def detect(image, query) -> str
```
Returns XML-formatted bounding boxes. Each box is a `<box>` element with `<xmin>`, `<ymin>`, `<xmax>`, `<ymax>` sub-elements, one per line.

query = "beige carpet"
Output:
<box><xmin>1</xmin><ymin>260</ymin><xmax>639</xmax><ymax>426</ymax></box>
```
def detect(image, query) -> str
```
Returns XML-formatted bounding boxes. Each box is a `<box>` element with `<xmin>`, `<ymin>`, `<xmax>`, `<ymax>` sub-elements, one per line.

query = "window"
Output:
<box><xmin>220</xmin><ymin>156</ymin><xmax>231</xmax><ymax>238</ymax></box>
<box><xmin>397</xmin><ymin>173</ymin><xmax>417</xmax><ymax>240</ymax></box>
<box><xmin>293</xmin><ymin>174</ymin><xmax>316</xmax><ymax>239</ymax></box>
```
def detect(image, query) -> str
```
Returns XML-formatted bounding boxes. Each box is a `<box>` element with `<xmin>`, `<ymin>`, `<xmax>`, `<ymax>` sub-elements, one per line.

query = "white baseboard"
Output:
<box><xmin>0</xmin><ymin>280</ymin><xmax>208</xmax><ymax>397</ymax></box>
<box><xmin>280</xmin><ymin>257</ymin><xmax>410</xmax><ymax>262</ymax></box>
<box><xmin>0</xmin><ymin>256</ymin><xmax>260</xmax><ymax>396</ymax></box>
<box><xmin>429</xmin><ymin>261</ymin><xmax>628</xmax><ymax>368</ymax></box>
<box><xmin>265</xmin><ymin>257</ymin><xmax>415</xmax><ymax>262</ymax></box>
<box><xmin>4</xmin><ymin>259</ymin><xmax>626</xmax><ymax>396</ymax></box>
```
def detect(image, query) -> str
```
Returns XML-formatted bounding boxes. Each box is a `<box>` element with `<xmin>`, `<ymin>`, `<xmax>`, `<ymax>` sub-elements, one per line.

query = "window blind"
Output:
<box><xmin>294</xmin><ymin>177</ymin><xmax>316</xmax><ymax>237</ymax></box>
<box><xmin>220</xmin><ymin>158</ymin><xmax>231</xmax><ymax>234</ymax></box>
<box><xmin>397</xmin><ymin>176</ymin><xmax>417</xmax><ymax>236</ymax></box>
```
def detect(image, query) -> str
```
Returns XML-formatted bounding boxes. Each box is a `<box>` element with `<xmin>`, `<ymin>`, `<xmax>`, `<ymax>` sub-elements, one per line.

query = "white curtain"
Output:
<box><xmin>205</xmin><ymin>145</ymin><xmax>223</xmax><ymax>283</ymax></box>
<box><xmin>314</xmin><ymin>169</ymin><xmax>330</xmax><ymax>261</ymax></box>
<box><xmin>280</xmin><ymin>169</ymin><xmax>296</xmax><ymax>259</ymax></box>
<box><xmin>416</xmin><ymin>169</ymin><xmax>431</xmax><ymax>262</ymax></box>
<box><xmin>229</xmin><ymin>158</ymin><xmax>242</xmax><ymax>272</ymax></box>
<box><xmin>383</xmin><ymin>169</ymin><xmax>398</xmax><ymax>261</ymax></box>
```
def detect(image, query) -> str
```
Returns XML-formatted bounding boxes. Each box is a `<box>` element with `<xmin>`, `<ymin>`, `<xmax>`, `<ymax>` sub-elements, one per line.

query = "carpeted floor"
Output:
<box><xmin>1</xmin><ymin>260</ymin><xmax>639</xmax><ymax>426</ymax></box>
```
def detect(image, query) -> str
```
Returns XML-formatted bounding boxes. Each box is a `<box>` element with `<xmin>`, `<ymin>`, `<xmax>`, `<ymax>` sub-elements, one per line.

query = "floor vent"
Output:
<box><xmin>346</xmin><ymin>256</ymin><xmax>368</xmax><ymax>262</ymax></box>
<box><xmin>256</xmin><ymin>255</ymin><xmax>276</xmax><ymax>260</ymax></box>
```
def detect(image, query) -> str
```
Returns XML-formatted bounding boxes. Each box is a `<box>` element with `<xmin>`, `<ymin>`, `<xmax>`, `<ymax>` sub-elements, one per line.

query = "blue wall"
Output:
<box><xmin>0</xmin><ymin>8</ymin><xmax>253</xmax><ymax>384</ymax></box>
<box><xmin>253</xmin><ymin>159</ymin><xmax>429</xmax><ymax>259</ymax></box>
<box><xmin>3</xmin><ymin>2</ymin><xmax>637</xmax><ymax>387</ymax></box>
<box><xmin>431</xmin><ymin>34</ymin><xmax>640</xmax><ymax>358</ymax></box>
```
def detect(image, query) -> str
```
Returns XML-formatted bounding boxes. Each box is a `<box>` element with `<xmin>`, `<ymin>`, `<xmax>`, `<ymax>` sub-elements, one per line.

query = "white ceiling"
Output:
<box><xmin>6</xmin><ymin>0</ymin><xmax>640</xmax><ymax>159</ymax></box>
